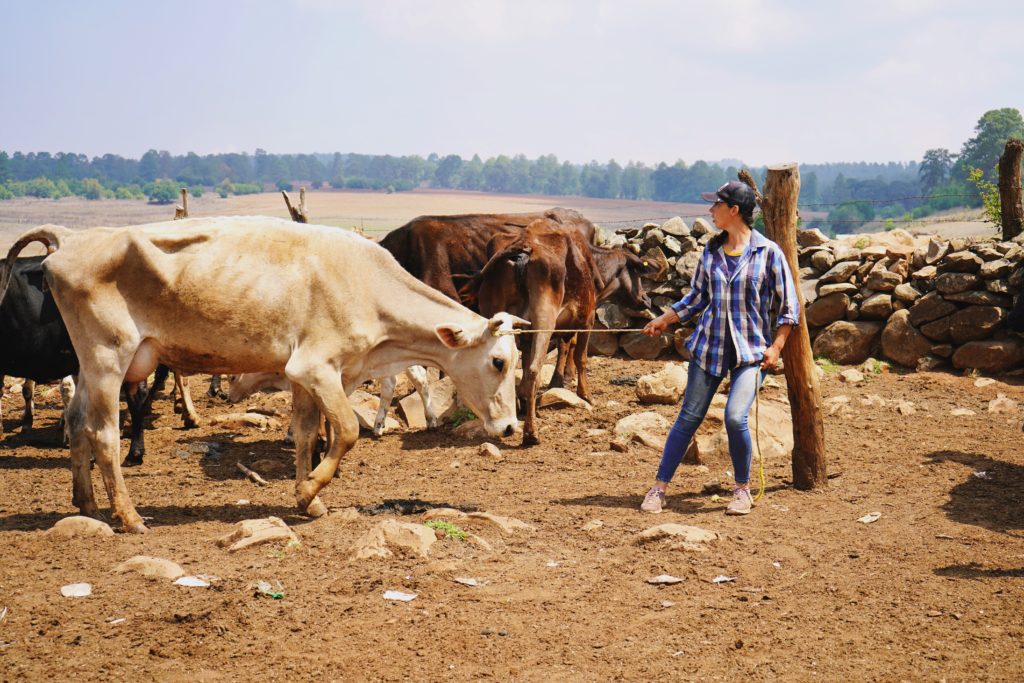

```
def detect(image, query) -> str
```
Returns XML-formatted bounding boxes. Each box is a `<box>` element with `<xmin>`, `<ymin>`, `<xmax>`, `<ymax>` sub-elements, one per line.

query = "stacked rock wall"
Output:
<box><xmin>592</xmin><ymin>218</ymin><xmax>1024</xmax><ymax>373</ymax></box>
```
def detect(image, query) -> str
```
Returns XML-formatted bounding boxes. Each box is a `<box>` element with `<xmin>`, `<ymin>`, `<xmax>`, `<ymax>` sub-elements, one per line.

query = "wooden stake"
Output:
<box><xmin>236</xmin><ymin>461</ymin><xmax>268</xmax><ymax>486</ymax></box>
<box><xmin>173</xmin><ymin>188</ymin><xmax>189</xmax><ymax>220</ymax></box>
<box><xmin>760</xmin><ymin>163</ymin><xmax>827</xmax><ymax>490</ymax></box>
<box><xmin>282</xmin><ymin>188</ymin><xmax>309</xmax><ymax>223</ymax></box>
<box><xmin>997</xmin><ymin>138</ymin><xmax>1023</xmax><ymax>241</ymax></box>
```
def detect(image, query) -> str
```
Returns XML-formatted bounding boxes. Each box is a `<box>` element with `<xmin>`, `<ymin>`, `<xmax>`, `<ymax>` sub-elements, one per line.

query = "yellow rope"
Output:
<box><xmin>495</xmin><ymin>327</ymin><xmax>649</xmax><ymax>336</ymax></box>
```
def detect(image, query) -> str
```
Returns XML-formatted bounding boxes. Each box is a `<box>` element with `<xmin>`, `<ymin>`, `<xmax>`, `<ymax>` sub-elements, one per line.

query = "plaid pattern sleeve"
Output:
<box><xmin>672</xmin><ymin>232</ymin><xmax>802</xmax><ymax>377</ymax></box>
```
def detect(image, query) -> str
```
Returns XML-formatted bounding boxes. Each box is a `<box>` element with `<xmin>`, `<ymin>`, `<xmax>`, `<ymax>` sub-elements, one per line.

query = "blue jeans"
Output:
<box><xmin>655</xmin><ymin>361</ymin><xmax>764</xmax><ymax>485</ymax></box>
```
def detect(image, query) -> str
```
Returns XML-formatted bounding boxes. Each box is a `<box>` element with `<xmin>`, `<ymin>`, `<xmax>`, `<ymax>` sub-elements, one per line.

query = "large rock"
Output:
<box><xmin>797</xmin><ymin>228</ymin><xmax>830</xmax><ymax>248</ymax></box>
<box><xmin>621</xmin><ymin>331</ymin><xmax>670</xmax><ymax>360</ymax></box>
<box><xmin>865</xmin><ymin>269</ymin><xmax>902</xmax><ymax>292</ymax></box>
<box><xmin>113</xmin><ymin>556</ymin><xmax>185</xmax><ymax>580</ymax></box>
<box><xmin>810</xmin><ymin>250</ymin><xmax>835</xmax><ymax>272</ymax></box>
<box><xmin>943</xmin><ymin>290</ymin><xmax>1012</xmax><ymax>307</ymax></box>
<box><xmin>819</xmin><ymin>260</ymin><xmax>860</xmax><ymax>284</ymax></box>
<box><xmin>952</xmin><ymin>340</ymin><xmax>1024</xmax><ymax>372</ymax></box>
<box><xmin>860</xmin><ymin>293</ymin><xmax>893</xmax><ymax>320</ymax></box>
<box><xmin>614</xmin><ymin>412</ymin><xmax>671</xmax><ymax>440</ymax></box>
<box><xmin>691</xmin><ymin>217</ymin><xmax>713</xmax><ymax>237</ymax></box>
<box><xmin>881</xmin><ymin>310</ymin><xmax>933</xmax><ymax>368</ymax></box>
<box><xmin>806</xmin><ymin>292</ymin><xmax>849</xmax><ymax>327</ymax></box>
<box><xmin>935</xmin><ymin>272</ymin><xmax>981</xmax><ymax>294</ymax></box>
<box><xmin>892</xmin><ymin>283</ymin><xmax>922</xmax><ymax>303</ymax></box>
<box><xmin>659</xmin><ymin>216</ymin><xmax>690</xmax><ymax>237</ymax></box>
<box><xmin>348</xmin><ymin>391</ymin><xmax>400</xmax><ymax>433</ymax></box>
<box><xmin>925</xmin><ymin>238</ymin><xmax>949</xmax><ymax>265</ymax></box>
<box><xmin>817</xmin><ymin>282</ymin><xmax>859</xmax><ymax>297</ymax></box>
<box><xmin>636</xmin><ymin>362</ymin><xmax>688</xmax><ymax>404</ymax></box>
<box><xmin>538</xmin><ymin>388</ymin><xmax>593</xmax><ymax>411</ymax></box>
<box><xmin>588</xmin><ymin>326</ymin><xmax>620</xmax><ymax>356</ymax></box>
<box><xmin>812</xmin><ymin>321</ymin><xmax>883</xmax><ymax>365</ymax></box>
<box><xmin>919</xmin><ymin>315</ymin><xmax>952</xmax><ymax>342</ymax></box>
<box><xmin>350</xmin><ymin>520</ymin><xmax>436</xmax><ymax>560</ymax></box>
<box><xmin>980</xmin><ymin>258</ymin><xmax>1013</xmax><ymax>279</ymax></box>
<box><xmin>949</xmin><ymin>306</ymin><xmax>1006</xmax><ymax>344</ymax></box>
<box><xmin>908</xmin><ymin>291</ymin><xmax>957</xmax><ymax>326</ymax></box>
<box><xmin>47</xmin><ymin>516</ymin><xmax>115</xmax><ymax>539</ymax></box>
<box><xmin>217</xmin><ymin>517</ymin><xmax>299</xmax><ymax>553</ymax></box>
<box><xmin>941</xmin><ymin>251</ymin><xmax>983</xmax><ymax>273</ymax></box>
<box><xmin>596</xmin><ymin>301</ymin><xmax>631</xmax><ymax>329</ymax></box>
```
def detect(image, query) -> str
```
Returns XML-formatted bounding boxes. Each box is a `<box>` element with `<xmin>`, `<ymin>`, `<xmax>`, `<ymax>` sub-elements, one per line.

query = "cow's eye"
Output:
<box><xmin>492</xmin><ymin>358</ymin><xmax>505</xmax><ymax>372</ymax></box>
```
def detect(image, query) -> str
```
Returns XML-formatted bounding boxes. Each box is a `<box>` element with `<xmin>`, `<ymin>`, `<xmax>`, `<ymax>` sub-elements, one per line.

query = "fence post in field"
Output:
<box><xmin>173</xmin><ymin>188</ymin><xmax>189</xmax><ymax>220</ymax></box>
<box><xmin>744</xmin><ymin>163</ymin><xmax>828</xmax><ymax>490</ymax></box>
<box><xmin>997</xmin><ymin>138</ymin><xmax>1023</xmax><ymax>241</ymax></box>
<box><xmin>282</xmin><ymin>187</ymin><xmax>309</xmax><ymax>223</ymax></box>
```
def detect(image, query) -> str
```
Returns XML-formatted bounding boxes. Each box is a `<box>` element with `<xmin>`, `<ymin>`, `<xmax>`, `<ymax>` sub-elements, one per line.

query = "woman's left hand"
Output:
<box><xmin>760</xmin><ymin>345</ymin><xmax>781</xmax><ymax>369</ymax></box>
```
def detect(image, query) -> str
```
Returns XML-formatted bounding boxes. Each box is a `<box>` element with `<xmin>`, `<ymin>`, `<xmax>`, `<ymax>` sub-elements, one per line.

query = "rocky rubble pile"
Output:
<box><xmin>593</xmin><ymin>218</ymin><xmax>1024</xmax><ymax>373</ymax></box>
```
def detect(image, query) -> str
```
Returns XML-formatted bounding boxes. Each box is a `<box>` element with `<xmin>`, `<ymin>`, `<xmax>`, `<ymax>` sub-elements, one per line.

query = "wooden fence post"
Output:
<box><xmin>173</xmin><ymin>188</ymin><xmax>189</xmax><ymax>220</ymax></box>
<box><xmin>282</xmin><ymin>187</ymin><xmax>309</xmax><ymax>223</ymax></box>
<box><xmin>758</xmin><ymin>163</ymin><xmax>828</xmax><ymax>490</ymax></box>
<box><xmin>997</xmin><ymin>138</ymin><xmax>1023</xmax><ymax>241</ymax></box>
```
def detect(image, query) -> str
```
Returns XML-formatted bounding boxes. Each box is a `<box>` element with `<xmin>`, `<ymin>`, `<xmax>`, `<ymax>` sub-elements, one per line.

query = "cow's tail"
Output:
<box><xmin>0</xmin><ymin>224</ymin><xmax>70</xmax><ymax>306</ymax></box>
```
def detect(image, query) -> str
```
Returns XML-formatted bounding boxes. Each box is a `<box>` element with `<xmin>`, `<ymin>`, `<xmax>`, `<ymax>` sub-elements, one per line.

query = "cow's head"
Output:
<box><xmin>434</xmin><ymin>312</ymin><xmax>528</xmax><ymax>437</ymax></box>
<box><xmin>623</xmin><ymin>251</ymin><xmax>655</xmax><ymax>308</ymax></box>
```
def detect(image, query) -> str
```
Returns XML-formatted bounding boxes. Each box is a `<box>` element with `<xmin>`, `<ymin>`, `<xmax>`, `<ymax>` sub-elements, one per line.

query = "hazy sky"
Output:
<box><xmin>2</xmin><ymin>0</ymin><xmax>1022</xmax><ymax>166</ymax></box>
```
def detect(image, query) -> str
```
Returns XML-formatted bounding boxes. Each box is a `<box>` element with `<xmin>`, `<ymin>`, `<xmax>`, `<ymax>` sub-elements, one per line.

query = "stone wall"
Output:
<box><xmin>591</xmin><ymin>218</ymin><xmax>1024</xmax><ymax>373</ymax></box>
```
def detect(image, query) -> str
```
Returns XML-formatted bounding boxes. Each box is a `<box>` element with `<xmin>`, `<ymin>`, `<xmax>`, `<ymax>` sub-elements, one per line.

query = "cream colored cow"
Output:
<box><xmin>0</xmin><ymin>217</ymin><xmax>523</xmax><ymax>533</ymax></box>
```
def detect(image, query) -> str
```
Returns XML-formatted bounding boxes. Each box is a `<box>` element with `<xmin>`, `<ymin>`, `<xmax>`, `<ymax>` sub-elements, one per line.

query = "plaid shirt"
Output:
<box><xmin>671</xmin><ymin>230</ymin><xmax>800</xmax><ymax>377</ymax></box>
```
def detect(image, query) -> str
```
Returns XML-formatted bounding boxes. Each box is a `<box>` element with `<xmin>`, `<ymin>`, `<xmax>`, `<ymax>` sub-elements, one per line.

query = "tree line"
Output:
<box><xmin>1</xmin><ymin>108</ymin><xmax>1021</xmax><ymax>235</ymax></box>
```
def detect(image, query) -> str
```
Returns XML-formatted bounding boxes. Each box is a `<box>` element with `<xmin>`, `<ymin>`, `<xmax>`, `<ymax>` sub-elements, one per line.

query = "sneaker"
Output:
<box><xmin>725</xmin><ymin>487</ymin><xmax>754</xmax><ymax>515</ymax></box>
<box><xmin>641</xmin><ymin>487</ymin><xmax>666</xmax><ymax>514</ymax></box>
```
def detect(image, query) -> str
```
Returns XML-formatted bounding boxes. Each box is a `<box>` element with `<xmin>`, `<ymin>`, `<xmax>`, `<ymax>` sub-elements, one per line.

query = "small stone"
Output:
<box><xmin>478</xmin><ymin>442</ymin><xmax>502</xmax><ymax>458</ymax></box>
<box><xmin>113</xmin><ymin>556</ymin><xmax>185</xmax><ymax>581</ymax></box>
<box><xmin>895</xmin><ymin>401</ymin><xmax>916</xmax><ymax>416</ymax></box>
<box><xmin>839</xmin><ymin>369</ymin><xmax>865</xmax><ymax>384</ymax></box>
<box><xmin>581</xmin><ymin>519</ymin><xmax>604</xmax><ymax>532</ymax></box>
<box><xmin>950</xmin><ymin>408</ymin><xmax>976</xmax><ymax>417</ymax></box>
<box><xmin>217</xmin><ymin>517</ymin><xmax>299</xmax><ymax>553</ymax></box>
<box><xmin>988</xmin><ymin>394</ymin><xmax>1018</xmax><ymax>414</ymax></box>
<box><xmin>47</xmin><ymin>516</ymin><xmax>115</xmax><ymax>539</ymax></box>
<box><xmin>974</xmin><ymin>377</ymin><xmax>996</xmax><ymax>388</ymax></box>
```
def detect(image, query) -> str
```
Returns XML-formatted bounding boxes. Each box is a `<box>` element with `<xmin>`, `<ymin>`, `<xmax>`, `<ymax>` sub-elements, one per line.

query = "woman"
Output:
<box><xmin>640</xmin><ymin>180</ymin><xmax>800</xmax><ymax>516</ymax></box>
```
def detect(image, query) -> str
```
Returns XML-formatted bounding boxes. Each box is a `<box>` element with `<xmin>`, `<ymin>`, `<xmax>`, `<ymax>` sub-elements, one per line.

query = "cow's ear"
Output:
<box><xmin>435</xmin><ymin>324</ymin><xmax>470</xmax><ymax>349</ymax></box>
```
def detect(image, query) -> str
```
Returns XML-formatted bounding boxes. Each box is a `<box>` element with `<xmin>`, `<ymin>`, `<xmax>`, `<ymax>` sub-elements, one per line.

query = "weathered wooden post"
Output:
<box><xmin>173</xmin><ymin>188</ymin><xmax>189</xmax><ymax>219</ymax></box>
<box><xmin>748</xmin><ymin>163</ymin><xmax>827</xmax><ymax>489</ymax></box>
<box><xmin>997</xmin><ymin>138</ymin><xmax>1023</xmax><ymax>241</ymax></box>
<box><xmin>282</xmin><ymin>187</ymin><xmax>309</xmax><ymax>223</ymax></box>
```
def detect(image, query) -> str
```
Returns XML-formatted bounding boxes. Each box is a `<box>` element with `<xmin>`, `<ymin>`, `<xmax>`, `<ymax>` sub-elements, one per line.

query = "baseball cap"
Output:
<box><xmin>700</xmin><ymin>181</ymin><xmax>757</xmax><ymax>212</ymax></box>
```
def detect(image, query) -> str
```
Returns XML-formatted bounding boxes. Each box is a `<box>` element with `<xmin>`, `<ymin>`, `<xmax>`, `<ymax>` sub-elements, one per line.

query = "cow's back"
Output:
<box><xmin>42</xmin><ymin>217</ymin><xmax>453</xmax><ymax>374</ymax></box>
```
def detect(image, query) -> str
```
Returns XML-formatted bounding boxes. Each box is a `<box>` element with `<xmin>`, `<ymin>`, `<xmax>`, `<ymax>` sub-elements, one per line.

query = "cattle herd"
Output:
<box><xmin>0</xmin><ymin>209</ymin><xmax>654</xmax><ymax>533</ymax></box>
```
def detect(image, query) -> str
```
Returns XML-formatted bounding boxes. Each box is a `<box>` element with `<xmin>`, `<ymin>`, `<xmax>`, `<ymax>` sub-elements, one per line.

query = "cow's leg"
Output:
<box><xmin>173</xmin><ymin>372</ymin><xmax>200</xmax><ymax>428</ymax></box>
<box><xmin>66</xmin><ymin>376</ymin><xmax>99</xmax><ymax>519</ymax></box>
<box><xmin>122</xmin><ymin>380</ymin><xmax>148</xmax><ymax>466</ymax></box>
<box><xmin>521</xmin><ymin>303</ymin><xmax>557</xmax><ymax>447</ymax></box>
<box><xmin>406</xmin><ymin>365</ymin><xmax>437</xmax><ymax>429</ymax></box>
<box><xmin>573</xmin><ymin>328</ymin><xmax>593</xmax><ymax>403</ymax></box>
<box><xmin>142</xmin><ymin>364</ymin><xmax>170</xmax><ymax>415</ymax></box>
<box><xmin>288</xmin><ymin>359</ymin><xmax>359</xmax><ymax>517</ymax></box>
<box><xmin>20</xmin><ymin>380</ymin><xmax>35</xmax><ymax>431</ymax></box>
<box><xmin>0</xmin><ymin>375</ymin><xmax>5</xmax><ymax>434</ymax></box>
<box><xmin>289</xmin><ymin>383</ymin><xmax>328</xmax><ymax>517</ymax></box>
<box><xmin>86</xmin><ymin>373</ymin><xmax>146</xmax><ymax>533</ymax></box>
<box><xmin>207</xmin><ymin>374</ymin><xmax>226</xmax><ymax>399</ymax></box>
<box><xmin>59</xmin><ymin>375</ymin><xmax>76</xmax><ymax>446</ymax></box>
<box><xmin>549</xmin><ymin>337</ymin><xmax>572</xmax><ymax>390</ymax></box>
<box><xmin>373</xmin><ymin>376</ymin><xmax>397</xmax><ymax>437</ymax></box>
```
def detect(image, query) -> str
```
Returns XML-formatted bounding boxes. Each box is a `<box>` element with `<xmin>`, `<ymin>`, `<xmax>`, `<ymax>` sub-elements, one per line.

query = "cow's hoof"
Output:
<box><xmin>522</xmin><ymin>432</ymin><xmax>540</xmax><ymax>447</ymax></box>
<box><xmin>123</xmin><ymin>521</ymin><xmax>149</xmax><ymax>534</ymax></box>
<box><xmin>182</xmin><ymin>418</ymin><xmax>200</xmax><ymax>430</ymax></box>
<box><xmin>304</xmin><ymin>497</ymin><xmax>328</xmax><ymax>518</ymax></box>
<box><xmin>122</xmin><ymin>455</ymin><xmax>144</xmax><ymax>467</ymax></box>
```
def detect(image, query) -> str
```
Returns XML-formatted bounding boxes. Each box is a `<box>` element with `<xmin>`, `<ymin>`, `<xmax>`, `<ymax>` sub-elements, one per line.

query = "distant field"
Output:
<box><xmin>0</xmin><ymin>188</ymin><xmax>991</xmax><ymax>254</ymax></box>
<box><xmin>0</xmin><ymin>189</ymin><xmax>711</xmax><ymax>253</ymax></box>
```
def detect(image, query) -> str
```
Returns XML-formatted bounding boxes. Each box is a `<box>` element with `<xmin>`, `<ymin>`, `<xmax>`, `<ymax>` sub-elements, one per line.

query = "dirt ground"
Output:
<box><xmin>1</xmin><ymin>357</ymin><xmax>1023</xmax><ymax>682</ymax></box>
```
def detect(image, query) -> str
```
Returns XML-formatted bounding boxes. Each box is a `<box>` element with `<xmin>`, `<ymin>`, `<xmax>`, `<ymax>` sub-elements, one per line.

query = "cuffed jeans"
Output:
<box><xmin>655</xmin><ymin>360</ymin><xmax>764</xmax><ymax>485</ymax></box>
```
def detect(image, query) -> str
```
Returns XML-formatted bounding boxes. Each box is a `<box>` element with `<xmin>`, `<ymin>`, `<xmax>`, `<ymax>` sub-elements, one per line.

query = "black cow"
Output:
<box><xmin>0</xmin><ymin>256</ymin><xmax>172</xmax><ymax>463</ymax></box>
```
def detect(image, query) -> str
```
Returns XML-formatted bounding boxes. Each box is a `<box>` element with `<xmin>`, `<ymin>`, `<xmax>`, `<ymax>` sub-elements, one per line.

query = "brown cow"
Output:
<box><xmin>461</xmin><ymin>220</ymin><xmax>598</xmax><ymax>446</ymax></box>
<box><xmin>378</xmin><ymin>208</ymin><xmax>597</xmax><ymax>302</ymax></box>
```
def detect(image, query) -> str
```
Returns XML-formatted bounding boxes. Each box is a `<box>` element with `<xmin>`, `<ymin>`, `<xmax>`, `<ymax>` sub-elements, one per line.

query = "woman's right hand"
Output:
<box><xmin>643</xmin><ymin>311</ymin><xmax>677</xmax><ymax>337</ymax></box>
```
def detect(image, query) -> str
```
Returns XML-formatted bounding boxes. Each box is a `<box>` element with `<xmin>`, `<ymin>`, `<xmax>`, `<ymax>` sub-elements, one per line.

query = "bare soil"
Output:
<box><xmin>2</xmin><ymin>359</ymin><xmax>1023</xmax><ymax>682</ymax></box>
